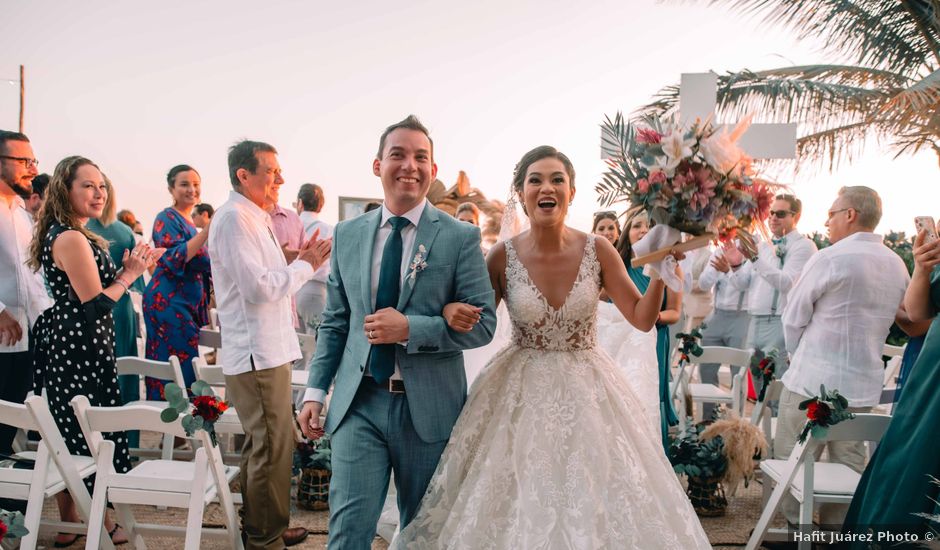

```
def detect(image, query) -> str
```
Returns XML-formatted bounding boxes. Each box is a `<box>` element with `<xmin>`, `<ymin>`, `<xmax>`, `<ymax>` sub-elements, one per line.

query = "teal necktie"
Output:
<box><xmin>368</xmin><ymin>216</ymin><xmax>410</xmax><ymax>383</ymax></box>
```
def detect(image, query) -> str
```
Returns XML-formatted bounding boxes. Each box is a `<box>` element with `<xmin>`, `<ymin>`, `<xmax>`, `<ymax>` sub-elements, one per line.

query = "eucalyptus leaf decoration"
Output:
<box><xmin>748</xmin><ymin>348</ymin><xmax>782</xmax><ymax>402</ymax></box>
<box><xmin>676</xmin><ymin>322</ymin><xmax>707</xmax><ymax>364</ymax></box>
<box><xmin>0</xmin><ymin>509</ymin><xmax>29</xmax><ymax>541</ymax></box>
<box><xmin>160</xmin><ymin>381</ymin><xmax>230</xmax><ymax>447</ymax></box>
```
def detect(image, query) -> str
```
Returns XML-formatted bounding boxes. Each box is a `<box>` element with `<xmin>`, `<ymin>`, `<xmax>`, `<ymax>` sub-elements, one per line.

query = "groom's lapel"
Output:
<box><xmin>396</xmin><ymin>205</ymin><xmax>441</xmax><ymax>311</ymax></box>
<box><xmin>359</xmin><ymin>210</ymin><xmax>382</xmax><ymax>311</ymax></box>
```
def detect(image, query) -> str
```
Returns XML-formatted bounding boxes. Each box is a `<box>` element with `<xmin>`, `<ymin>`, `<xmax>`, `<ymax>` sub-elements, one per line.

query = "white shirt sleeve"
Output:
<box><xmin>303</xmin><ymin>387</ymin><xmax>326</xmax><ymax>404</ymax></box>
<box><xmin>219</xmin><ymin>212</ymin><xmax>314</xmax><ymax>304</ymax></box>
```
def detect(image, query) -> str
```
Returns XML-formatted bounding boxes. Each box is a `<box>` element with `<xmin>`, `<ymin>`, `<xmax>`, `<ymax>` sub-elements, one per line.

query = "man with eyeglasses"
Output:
<box><xmin>775</xmin><ymin>186</ymin><xmax>909</xmax><ymax>529</ymax></box>
<box><xmin>0</xmin><ymin>131</ymin><xmax>53</xmax><ymax>489</ymax></box>
<box><xmin>725</xmin><ymin>193</ymin><xmax>817</xmax><ymax>397</ymax></box>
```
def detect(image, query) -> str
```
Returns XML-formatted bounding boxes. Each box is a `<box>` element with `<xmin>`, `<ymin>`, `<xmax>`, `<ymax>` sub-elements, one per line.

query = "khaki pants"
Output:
<box><xmin>774</xmin><ymin>387</ymin><xmax>871</xmax><ymax>527</ymax></box>
<box><xmin>226</xmin><ymin>364</ymin><xmax>294</xmax><ymax>550</ymax></box>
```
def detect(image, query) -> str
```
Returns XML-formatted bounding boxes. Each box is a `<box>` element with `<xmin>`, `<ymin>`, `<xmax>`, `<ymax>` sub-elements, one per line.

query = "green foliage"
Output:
<box><xmin>159</xmin><ymin>382</ymin><xmax>225</xmax><ymax>447</ymax></box>
<box><xmin>668</xmin><ymin>423</ymin><xmax>727</xmax><ymax>479</ymax></box>
<box><xmin>797</xmin><ymin>384</ymin><xmax>856</xmax><ymax>443</ymax></box>
<box><xmin>0</xmin><ymin>509</ymin><xmax>29</xmax><ymax>540</ymax></box>
<box><xmin>294</xmin><ymin>434</ymin><xmax>332</xmax><ymax>475</ymax></box>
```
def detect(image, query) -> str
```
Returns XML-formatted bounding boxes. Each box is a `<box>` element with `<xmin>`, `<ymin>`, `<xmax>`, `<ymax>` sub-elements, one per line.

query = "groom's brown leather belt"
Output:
<box><xmin>366</xmin><ymin>375</ymin><xmax>406</xmax><ymax>394</ymax></box>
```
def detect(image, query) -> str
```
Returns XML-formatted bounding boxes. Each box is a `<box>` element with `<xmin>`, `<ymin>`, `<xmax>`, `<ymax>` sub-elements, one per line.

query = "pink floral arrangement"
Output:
<box><xmin>599</xmin><ymin>114</ymin><xmax>776</xmax><ymax>242</ymax></box>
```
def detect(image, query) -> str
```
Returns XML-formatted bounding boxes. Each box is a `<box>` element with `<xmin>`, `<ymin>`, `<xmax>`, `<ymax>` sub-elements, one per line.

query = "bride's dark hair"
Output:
<box><xmin>511</xmin><ymin>146</ymin><xmax>576</xmax><ymax>196</ymax></box>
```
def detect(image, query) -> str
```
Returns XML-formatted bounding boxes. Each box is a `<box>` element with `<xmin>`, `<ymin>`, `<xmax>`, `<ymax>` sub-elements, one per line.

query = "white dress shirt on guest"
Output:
<box><xmin>727</xmin><ymin>229</ymin><xmax>817</xmax><ymax>315</ymax></box>
<box><xmin>302</xmin><ymin>200</ymin><xmax>426</xmax><ymax>405</ymax></box>
<box><xmin>298</xmin><ymin>210</ymin><xmax>333</xmax><ymax>284</ymax></box>
<box><xmin>781</xmin><ymin>232</ymin><xmax>909</xmax><ymax>407</ymax></box>
<box><xmin>0</xmin><ymin>195</ymin><xmax>52</xmax><ymax>352</ymax></box>
<box><xmin>698</xmin><ymin>249</ymin><xmax>749</xmax><ymax>312</ymax></box>
<box><xmin>209</xmin><ymin>190</ymin><xmax>314</xmax><ymax>376</ymax></box>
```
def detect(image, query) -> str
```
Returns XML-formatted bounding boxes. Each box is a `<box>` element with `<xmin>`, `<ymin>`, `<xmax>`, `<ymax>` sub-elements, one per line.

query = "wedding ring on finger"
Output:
<box><xmin>368</xmin><ymin>330</ymin><xmax>375</xmax><ymax>340</ymax></box>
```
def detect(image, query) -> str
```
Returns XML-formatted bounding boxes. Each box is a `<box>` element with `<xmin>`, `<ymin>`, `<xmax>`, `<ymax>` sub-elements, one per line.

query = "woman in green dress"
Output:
<box><xmin>616</xmin><ymin>210</ymin><xmax>683</xmax><ymax>451</ymax></box>
<box><xmin>843</xmin><ymin>228</ymin><xmax>940</xmax><ymax>542</ymax></box>
<box><xmin>85</xmin><ymin>175</ymin><xmax>145</xmax><ymax>447</ymax></box>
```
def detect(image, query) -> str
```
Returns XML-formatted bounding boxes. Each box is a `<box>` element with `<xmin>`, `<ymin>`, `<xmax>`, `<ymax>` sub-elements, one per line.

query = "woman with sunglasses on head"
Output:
<box><xmin>28</xmin><ymin>156</ymin><xmax>163</xmax><ymax>546</ymax></box>
<box><xmin>616</xmin><ymin>209</ymin><xmax>683</xmax><ymax>451</ymax></box>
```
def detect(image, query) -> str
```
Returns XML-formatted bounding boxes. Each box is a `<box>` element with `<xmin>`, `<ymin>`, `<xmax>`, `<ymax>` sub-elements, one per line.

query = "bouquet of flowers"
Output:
<box><xmin>160</xmin><ymin>381</ymin><xmax>230</xmax><ymax>447</ymax></box>
<box><xmin>797</xmin><ymin>385</ymin><xmax>855</xmax><ymax>444</ymax></box>
<box><xmin>598</xmin><ymin>113</ymin><xmax>776</xmax><ymax>245</ymax></box>
<box><xmin>748</xmin><ymin>348</ymin><xmax>781</xmax><ymax>402</ymax></box>
<box><xmin>0</xmin><ymin>509</ymin><xmax>28</xmax><ymax>544</ymax></box>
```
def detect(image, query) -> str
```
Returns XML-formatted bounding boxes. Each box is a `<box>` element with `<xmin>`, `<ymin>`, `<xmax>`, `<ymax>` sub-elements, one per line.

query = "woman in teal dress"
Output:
<box><xmin>843</xmin><ymin>229</ymin><xmax>940</xmax><ymax>543</ymax></box>
<box><xmin>86</xmin><ymin>175</ymin><xmax>146</xmax><ymax>447</ymax></box>
<box><xmin>616</xmin><ymin>210</ymin><xmax>683</xmax><ymax>451</ymax></box>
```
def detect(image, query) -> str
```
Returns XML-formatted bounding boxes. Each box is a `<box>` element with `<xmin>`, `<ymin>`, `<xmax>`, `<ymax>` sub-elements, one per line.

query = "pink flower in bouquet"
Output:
<box><xmin>637</xmin><ymin>178</ymin><xmax>650</xmax><ymax>194</ymax></box>
<box><xmin>636</xmin><ymin>128</ymin><xmax>663</xmax><ymax>144</ymax></box>
<box><xmin>671</xmin><ymin>172</ymin><xmax>690</xmax><ymax>195</ymax></box>
<box><xmin>752</xmin><ymin>180</ymin><xmax>775</xmax><ymax>221</ymax></box>
<box><xmin>649</xmin><ymin>170</ymin><xmax>667</xmax><ymax>185</ymax></box>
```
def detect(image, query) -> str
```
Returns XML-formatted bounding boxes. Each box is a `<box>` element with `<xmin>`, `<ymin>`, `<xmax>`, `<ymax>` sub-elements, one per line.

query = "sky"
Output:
<box><xmin>2</xmin><ymin>0</ymin><xmax>937</xmax><ymax>238</ymax></box>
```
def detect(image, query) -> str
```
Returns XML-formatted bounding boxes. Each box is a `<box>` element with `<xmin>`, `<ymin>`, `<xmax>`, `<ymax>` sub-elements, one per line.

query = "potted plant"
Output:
<box><xmin>669</xmin><ymin>411</ymin><xmax>768</xmax><ymax>516</ymax></box>
<box><xmin>295</xmin><ymin>435</ymin><xmax>331</xmax><ymax>511</ymax></box>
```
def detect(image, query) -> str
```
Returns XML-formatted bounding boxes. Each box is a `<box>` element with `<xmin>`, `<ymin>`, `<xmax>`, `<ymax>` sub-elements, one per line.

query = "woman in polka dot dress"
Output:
<box><xmin>28</xmin><ymin>155</ymin><xmax>163</xmax><ymax>546</ymax></box>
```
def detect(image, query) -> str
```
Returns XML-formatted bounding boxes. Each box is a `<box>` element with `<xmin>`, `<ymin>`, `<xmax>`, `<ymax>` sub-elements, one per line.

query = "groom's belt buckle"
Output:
<box><xmin>387</xmin><ymin>379</ymin><xmax>405</xmax><ymax>394</ymax></box>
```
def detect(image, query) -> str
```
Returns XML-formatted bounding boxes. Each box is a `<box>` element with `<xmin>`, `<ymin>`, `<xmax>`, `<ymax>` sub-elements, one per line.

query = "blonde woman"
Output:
<box><xmin>29</xmin><ymin>156</ymin><xmax>161</xmax><ymax>546</ymax></box>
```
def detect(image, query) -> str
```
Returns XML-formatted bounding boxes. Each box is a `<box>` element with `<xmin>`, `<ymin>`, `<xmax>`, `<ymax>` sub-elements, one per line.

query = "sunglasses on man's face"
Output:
<box><xmin>770</xmin><ymin>210</ymin><xmax>795</xmax><ymax>219</ymax></box>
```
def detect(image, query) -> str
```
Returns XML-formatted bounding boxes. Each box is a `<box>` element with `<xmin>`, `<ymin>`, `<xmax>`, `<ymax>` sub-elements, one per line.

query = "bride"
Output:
<box><xmin>392</xmin><ymin>146</ymin><xmax>710</xmax><ymax>549</ymax></box>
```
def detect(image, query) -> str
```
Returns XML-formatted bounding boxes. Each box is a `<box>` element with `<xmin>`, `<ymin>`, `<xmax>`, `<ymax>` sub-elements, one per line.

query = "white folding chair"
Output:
<box><xmin>877</xmin><ymin>343</ymin><xmax>906</xmax><ymax>411</ymax></box>
<box><xmin>0</xmin><ymin>397</ymin><xmax>114</xmax><ymax>550</ymax></box>
<box><xmin>749</xmin><ymin>379</ymin><xmax>784</xmax><ymax>457</ymax></box>
<box><xmin>70</xmin><ymin>396</ymin><xmax>243</xmax><ymax>550</ymax></box>
<box><xmin>746</xmin><ymin>413</ymin><xmax>892</xmax><ymax>550</ymax></box>
<box><xmin>115</xmin><ymin>356</ymin><xmax>187</xmax><ymax>461</ymax></box>
<box><xmin>675</xmin><ymin>346</ymin><xmax>751</xmax><ymax>427</ymax></box>
<box><xmin>191</xmin><ymin>357</ymin><xmax>245</xmax><ymax>437</ymax></box>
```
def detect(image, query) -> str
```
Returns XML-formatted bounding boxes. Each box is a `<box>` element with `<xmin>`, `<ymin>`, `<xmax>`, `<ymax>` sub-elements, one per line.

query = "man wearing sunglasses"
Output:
<box><xmin>0</xmin><ymin>131</ymin><xmax>53</xmax><ymax>513</ymax></box>
<box><xmin>725</xmin><ymin>194</ymin><xmax>817</xmax><ymax>396</ymax></box>
<box><xmin>776</xmin><ymin>186</ymin><xmax>909</xmax><ymax>529</ymax></box>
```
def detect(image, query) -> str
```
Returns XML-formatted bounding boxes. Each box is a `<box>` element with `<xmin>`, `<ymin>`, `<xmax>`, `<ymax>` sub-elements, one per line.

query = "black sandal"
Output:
<box><xmin>109</xmin><ymin>523</ymin><xmax>128</xmax><ymax>545</ymax></box>
<box><xmin>53</xmin><ymin>533</ymin><xmax>84</xmax><ymax>548</ymax></box>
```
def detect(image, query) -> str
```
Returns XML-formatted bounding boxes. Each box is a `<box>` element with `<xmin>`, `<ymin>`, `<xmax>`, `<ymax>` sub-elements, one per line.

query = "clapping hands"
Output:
<box><xmin>122</xmin><ymin>242</ymin><xmax>166</xmax><ymax>279</ymax></box>
<box><xmin>293</xmin><ymin>228</ymin><xmax>332</xmax><ymax>270</ymax></box>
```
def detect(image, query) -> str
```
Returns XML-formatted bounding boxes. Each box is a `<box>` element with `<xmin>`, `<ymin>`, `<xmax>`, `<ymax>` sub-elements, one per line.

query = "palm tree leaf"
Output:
<box><xmin>880</xmin><ymin>67</ymin><xmax>940</xmax><ymax>132</ymax></box>
<box><xmin>795</xmin><ymin>121</ymin><xmax>893</xmax><ymax>171</ymax></box>
<box><xmin>704</xmin><ymin>0</ymin><xmax>939</xmax><ymax>75</ymax></box>
<box><xmin>638</xmin><ymin>67</ymin><xmax>898</xmax><ymax>132</ymax></box>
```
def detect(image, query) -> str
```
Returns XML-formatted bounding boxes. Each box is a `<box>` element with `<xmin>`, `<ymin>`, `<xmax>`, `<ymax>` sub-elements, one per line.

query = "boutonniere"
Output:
<box><xmin>775</xmin><ymin>244</ymin><xmax>787</xmax><ymax>260</ymax></box>
<box><xmin>406</xmin><ymin>245</ymin><xmax>428</xmax><ymax>286</ymax></box>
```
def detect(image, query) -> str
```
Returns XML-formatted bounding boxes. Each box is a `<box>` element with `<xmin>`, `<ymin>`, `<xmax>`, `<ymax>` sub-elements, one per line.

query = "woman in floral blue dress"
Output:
<box><xmin>143</xmin><ymin>165</ymin><xmax>211</xmax><ymax>399</ymax></box>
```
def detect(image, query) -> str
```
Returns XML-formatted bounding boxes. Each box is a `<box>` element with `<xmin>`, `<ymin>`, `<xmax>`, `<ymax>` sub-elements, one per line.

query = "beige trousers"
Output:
<box><xmin>225</xmin><ymin>363</ymin><xmax>294</xmax><ymax>550</ymax></box>
<box><xmin>774</xmin><ymin>387</ymin><xmax>871</xmax><ymax>527</ymax></box>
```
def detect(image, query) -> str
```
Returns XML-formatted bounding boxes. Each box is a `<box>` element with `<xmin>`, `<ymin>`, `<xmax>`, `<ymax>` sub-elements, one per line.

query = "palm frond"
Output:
<box><xmin>794</xmin><ymin>121</ymin><xmax>892</xmax><ymax>172</ymax></box>
<box><xmin>706</xmin><ymin>0</ymin><xmax>939</xmax><ymax>74</ymax></box>
<box><xmin>880</xmin><ymin>67</ymin><xmax>940</xmax><ymax>133</ymax></box>
<box><xmin>638</xmin><ymin>67</ymin><xmax>899</xmax><ymax>132</ymax></box>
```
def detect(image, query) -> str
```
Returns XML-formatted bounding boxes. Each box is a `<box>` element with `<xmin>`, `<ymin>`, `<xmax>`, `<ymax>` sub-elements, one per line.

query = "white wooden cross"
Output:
<box><xmin>601</xmin><ymin>72</ymin><xmax>797</xmax><ymax>160</ymax></box>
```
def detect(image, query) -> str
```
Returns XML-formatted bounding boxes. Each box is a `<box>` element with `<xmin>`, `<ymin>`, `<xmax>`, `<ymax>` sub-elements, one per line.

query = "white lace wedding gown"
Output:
<box><xmin>393</xmin><ymin>236</ymin><xmax>710</xmax><ymax>549</ymax></box>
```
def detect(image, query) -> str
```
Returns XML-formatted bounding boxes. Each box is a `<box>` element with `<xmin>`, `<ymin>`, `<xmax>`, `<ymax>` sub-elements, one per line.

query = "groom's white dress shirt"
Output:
<box><xmin>781</xmin><ymin>232</ymin><xmax>909</xmax><ymax>406</ymax></box>
<box><xmin>0</xmin><ymin>195</ymin><xmax>52</xmax><ymax>353</ymax></box>
<box><xmin>303</xmin><ymin>200</ymin><xmax>427</xmax><ymax>405</ymax></box>
<box><xmin>209</xmin><ymin>190</ymin><xmax>314</xmax><ymax>375</ymax></box>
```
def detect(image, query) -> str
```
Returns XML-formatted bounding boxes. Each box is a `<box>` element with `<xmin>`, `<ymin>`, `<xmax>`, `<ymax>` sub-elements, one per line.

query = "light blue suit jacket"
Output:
<box><xmin>308</xmin><ymin>204</ymin><xmax>496</xmax><ymax>442</ymax></box>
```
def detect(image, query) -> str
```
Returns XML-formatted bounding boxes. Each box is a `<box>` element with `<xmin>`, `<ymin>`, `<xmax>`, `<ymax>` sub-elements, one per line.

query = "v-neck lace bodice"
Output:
<box><xmin>503</xmin><ymin>235</ymin><xmax>600</xmax><ymax>351</ymax></box>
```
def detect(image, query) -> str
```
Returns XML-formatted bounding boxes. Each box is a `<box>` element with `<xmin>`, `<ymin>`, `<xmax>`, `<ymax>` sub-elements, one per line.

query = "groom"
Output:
<box><xmin>298</xmin><ymin>115</ymin><xmax>496</xmax><ymax>548</ymax></box>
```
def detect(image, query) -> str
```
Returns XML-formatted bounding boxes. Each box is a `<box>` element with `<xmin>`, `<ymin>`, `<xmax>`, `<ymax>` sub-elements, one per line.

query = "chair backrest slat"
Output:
<box><xmin>0</xmin><ymin>399</ymin><xmax>39</xmax><ymax>431</ymax></box>
<box><xmin>115</xmin><ymin>356</ymin><xmax>186</xmax><ymax>389</ymax></box>
<box><xmin>692</xmin><ymin>346</ymin><xmax>753</xmax><ymax>368</ymax></box>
